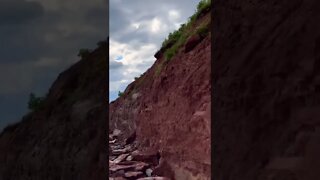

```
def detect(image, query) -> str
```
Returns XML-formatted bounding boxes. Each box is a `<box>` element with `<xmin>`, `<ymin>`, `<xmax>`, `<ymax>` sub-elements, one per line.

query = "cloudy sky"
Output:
<box><xmin>109</xmin><ymin>0</ymin><xmax>200</xmax><ymax>102</ymax></box>
<box><xmin>0</xmin><ymin>0</ymin><xmax>107</xmax><ymax>130</ymax></box>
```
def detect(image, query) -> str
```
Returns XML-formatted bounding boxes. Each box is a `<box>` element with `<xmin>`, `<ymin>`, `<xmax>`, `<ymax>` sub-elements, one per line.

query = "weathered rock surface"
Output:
<box><xmin>213</xmin><ymin>0</ymin><xmax>320</xmax><ymax>179</ymax></box>
<box><xmin>0</xmin><ymin>41</ymin><xmax>108</xmax><ymax>179</ymax></box>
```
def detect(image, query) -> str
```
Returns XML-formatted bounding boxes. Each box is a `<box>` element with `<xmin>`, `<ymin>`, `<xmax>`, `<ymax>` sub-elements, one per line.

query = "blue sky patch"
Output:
<box><xmin>115</xmin><ymin>55</ymin><xmax>123</xmax><ymax>61</ymax></box>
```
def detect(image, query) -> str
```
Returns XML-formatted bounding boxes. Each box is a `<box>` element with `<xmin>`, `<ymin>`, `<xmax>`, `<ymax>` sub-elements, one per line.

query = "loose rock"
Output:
<box><xmin>146</xmin><ymin>168</ymin><xmax>153</xmax><ymax>177</ymax></box>
<box><xmin>124</xmin><ymin>171</ymin><xmax>144</xmax><ymax>178</ymax></box>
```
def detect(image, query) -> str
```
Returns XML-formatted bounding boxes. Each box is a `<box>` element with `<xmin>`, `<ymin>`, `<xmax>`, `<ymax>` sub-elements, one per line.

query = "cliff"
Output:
<box><xmin>213</xmin><ymin>0</ymin><xmax>320</xmax><ymax>179</ymax></box>
<box><xmin>0</xmin><ymin>42</ymin><xmax>108</xmax><ymax>180</ymax></box>
<box><xmin>109</xmin><ymin>5</ymin><xmax>211</xmax><ymax>180</ymax></box>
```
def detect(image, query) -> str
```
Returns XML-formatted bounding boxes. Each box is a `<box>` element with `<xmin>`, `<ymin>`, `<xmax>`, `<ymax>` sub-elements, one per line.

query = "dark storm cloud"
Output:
<box><xmin>0</xmin><ymin>0</ymin><xmax>108</xmax><ymax>130</ymax></box>
<box><xmin>0</xmin><ymin>0</ymin><xmax>44</xmax><ymax>25</ymax></box>
<box><xmin>86</xmin><ymin>6</ymin><xmax>108</xmax><ymax>33</ymax></box>
<box><xmin>0</xmin><ymin>0</ymin><xmax>46</xmax><ymax>63</ymax></box>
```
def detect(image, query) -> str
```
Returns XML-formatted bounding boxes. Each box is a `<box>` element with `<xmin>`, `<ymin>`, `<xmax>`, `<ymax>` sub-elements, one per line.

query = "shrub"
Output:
<box><xmin>188</xmin><ymin>14</ymin><xmax>197</xmax><ymax>24</ymax></box>
<box><xmin>162</xmin><ymin>30</ymin><xmax>182</xmax><ymax>49</ymax></box>
<box><xmin>165</xmin><ymin>46</ymin><xmax>177</xmax><ymax>61</ymax></box>
<box><xmin>78</xmin><ymin>48</ymin><xmax>91</xmax><ymax>58</ymax></box>
<box><xmin>118</xmin><ymin>91</ymin><xmax>124</xmax><ymax>97</ymax></box>
<box><xmin>192</xmin><ymin>0</ymin><xmax>211</xmax><ymax>21</ymax></box>
<box><xmin>196</xmin><ymin>24</ymin><xmax>209</xmax><ymax>38</ymax></box>
<box><xmin>197</xmin><ymin>0</ymin><xmax>211</xmax><ymax>13</ymax></box>
<box><xmin>179</xmin><ymin>23</ymin><xmax>186</xmax><ymax>31</ymax></box>
<box><xmin>28</xmin><ymin>93</ymin><xmax>45</xmax><ymax>111</ymax></box>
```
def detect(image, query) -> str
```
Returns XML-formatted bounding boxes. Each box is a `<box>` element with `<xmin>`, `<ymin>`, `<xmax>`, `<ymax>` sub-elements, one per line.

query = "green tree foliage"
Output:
<box><xmin>78</xmin><ymin>48</ymin><xmax>91</xmax><ymax>58</ymax></box>
<box><xmin>118</xmin><ymin>91</ymin><xmax>124</xmax><ymax>97</ymax></box>
<box><xmin>28</xmin><ymin>93</ymin><xmax>45</xmax><ymax>111</ymax></box>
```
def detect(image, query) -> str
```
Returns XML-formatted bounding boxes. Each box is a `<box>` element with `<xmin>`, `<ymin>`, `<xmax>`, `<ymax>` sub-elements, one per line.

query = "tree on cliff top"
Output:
<box><xmin>78</xmin><ymin>48</ymin><xmax>91</xmax><ymax>59</ymax></box>
<box><xmin>28</xmin><ymin>93</ymin><xmax>45</xmax><ymax>111</ymax></box>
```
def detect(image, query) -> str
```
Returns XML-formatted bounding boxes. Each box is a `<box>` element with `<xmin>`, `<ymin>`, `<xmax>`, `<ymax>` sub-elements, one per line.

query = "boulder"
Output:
<box><xmin>131</xmin><ymin>149</ymin><xmax>160</xmax><ymax>166</ymax></box>
<box><xmin>154</xmin><ymin>50</ymin><xmax>163</xmax><ymax>59</ymax></box>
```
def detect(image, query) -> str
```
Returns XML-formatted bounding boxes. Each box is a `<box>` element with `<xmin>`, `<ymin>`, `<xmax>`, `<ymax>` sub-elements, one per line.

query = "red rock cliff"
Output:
<box><xmin>109</xmin><ymin>10</ymin><xmax>211</xmax><ymax>180</ymax></box>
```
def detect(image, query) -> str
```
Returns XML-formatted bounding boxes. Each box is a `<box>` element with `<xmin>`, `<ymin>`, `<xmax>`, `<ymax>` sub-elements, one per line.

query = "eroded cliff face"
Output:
<box><xmin>0</xmin><ymin>43</ymin><xmax>108</xmax><ymax>180</ymax></box>
<box><xmin>109</xmin><ymin>11</ymin><xmax>211</xmax><ymax>180</ymax></box>
<box><xmin>213</xmin><ymin>0</ymin><xmax>320</xmax><ymax>179</ymax></box>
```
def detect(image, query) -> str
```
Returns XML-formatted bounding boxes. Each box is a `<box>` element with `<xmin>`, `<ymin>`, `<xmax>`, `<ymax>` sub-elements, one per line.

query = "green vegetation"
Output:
<box><xmin>161</xmin><ymin>29</ymin><xmax>183</xmax><ymax>50</ymax></box>
<box><xmin>160</xmin><ymin>0</ymin><xmax>211</xmax><ymax>62</ymax></box>
<box><xmin>196</xmin><ymin>24</ymin><xmax>210</xmax><ymax>38</ymax></box>
<box><xmin>196</xmin><ymin>0</ymin><xmax>211</xmax><ymax>16</ymax></box>
<box><xmin>78</xmin><ymin>48</ymin><xmax>91</xmax><ymax>58</ymax></box>
<box><xmin>118</xmin><ymin>91</ymin><xmax>124</xmax><ymax>97</ymax></box>
<box><xmin>28</xmin><ymin>93</ymin><xmax>45</xmax><ymax>111</ymax></box>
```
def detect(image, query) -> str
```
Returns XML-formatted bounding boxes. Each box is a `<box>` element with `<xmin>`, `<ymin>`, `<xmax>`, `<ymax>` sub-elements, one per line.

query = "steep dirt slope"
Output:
<box><xmin>213</xmin><ymin>0</ymin><xmax>320</xmax><ymax>179</ymax></box>
<box><xmin>0</xmin><ymin>42</ymin><xmax>107</xmax><ymax>180</ymax></box>
<box><xmin>109</xmin><ymin>11</ymin><xmax>211</xmax><ymax>180</ymax></box>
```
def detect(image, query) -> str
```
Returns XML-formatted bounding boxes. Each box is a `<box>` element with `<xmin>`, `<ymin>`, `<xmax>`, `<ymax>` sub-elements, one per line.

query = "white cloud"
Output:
<box><xmin>109</xmin><ymin>38</ymin><xmax>157</xmax><ymax>95</ymax></box>
<box><xmin>169</xmin><ymin>10</ymin><xmax>180</xmax><ymax>20</ymax></box>
<box><xmin>150</xmin><ymin>18</ymin><xmax>161</xmax><ymax>33</ymax></box>
<box><xmin>109</xmin><ymin>38</ymin><xmax>157</xmax><ymax>66</ymax></box>
<box><xmin>132</xmin><ymin>22</ymin><xmax>140</xmax><ymax>29</ymax></box>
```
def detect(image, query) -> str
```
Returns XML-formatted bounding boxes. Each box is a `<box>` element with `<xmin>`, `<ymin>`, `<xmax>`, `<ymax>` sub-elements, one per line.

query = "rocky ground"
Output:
<box><xmin>109</xmin><ymin>130</ymin><xmax>171</xmax><ymax>180</ymax></box>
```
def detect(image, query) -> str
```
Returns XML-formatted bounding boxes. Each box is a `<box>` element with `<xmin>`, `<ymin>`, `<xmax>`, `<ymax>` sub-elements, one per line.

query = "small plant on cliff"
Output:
<box><xmin>118</xmin><ymin>91</ymin><xmax>124</xmax><ymax>97</ymax></box>
<box><xmin>78</xmin><ymin>48</ymin><xmax>91</xmax><ymax>58</ymax></box>
<box><xmin>28</xmin><ymin>93</ymin><xmax>45</xmax><ymax>111</ymax></box>
<box><xmin>196</xmin><ymin>24</ymin><xmax>209</xmax><ymax>38</ymax></box>
<box><xmin>197</xmin><ymin>0</ymin><xmax>211</xmax><ymax>14</ymax></box>
<box><xmin>162</xmin><ymin>30</ymin><xmax>182</xmax><ymax>49</ymax></box>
